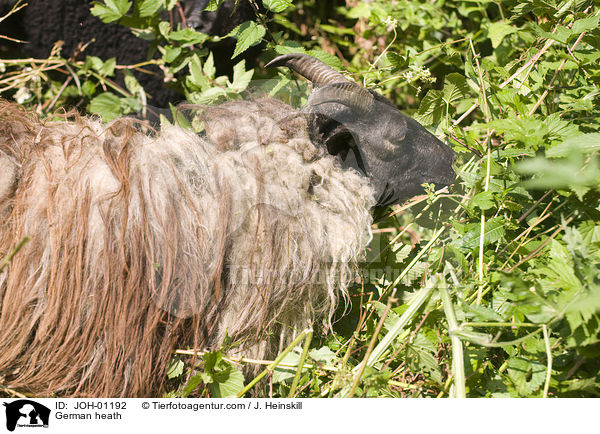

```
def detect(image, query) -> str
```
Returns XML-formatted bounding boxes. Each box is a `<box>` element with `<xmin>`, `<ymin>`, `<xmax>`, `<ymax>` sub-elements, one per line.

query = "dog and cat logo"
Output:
<box><xmin>2</xmin><ymin>400</ymin><xmax>50</xmax><ymax>431</ymax></box>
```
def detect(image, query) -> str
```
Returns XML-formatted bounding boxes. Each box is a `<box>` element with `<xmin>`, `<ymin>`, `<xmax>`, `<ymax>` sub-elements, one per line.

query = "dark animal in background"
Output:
<box><xmin>0</xmin><ymin>0</ymin><xmax>261</xmax><ymax>106</ymax></box>
<box><xmin>0</xmin><ymin>53</ymin><xmax>454</xmax><ymax>397</ymax></box>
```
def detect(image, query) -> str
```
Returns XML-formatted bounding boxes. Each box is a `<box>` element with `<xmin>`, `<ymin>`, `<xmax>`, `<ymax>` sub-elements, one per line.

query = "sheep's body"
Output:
<box><xmin>0</xmin><ymin>98</ymin><xmax>373</xmax><ymax>397</ymax></box>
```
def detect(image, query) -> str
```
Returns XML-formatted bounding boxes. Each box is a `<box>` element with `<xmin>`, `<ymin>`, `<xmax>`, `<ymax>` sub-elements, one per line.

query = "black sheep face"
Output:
<box><xmin>307</xmin><ymin>89</ymin><xmax>456</xmax><ymax>207</ymax></box>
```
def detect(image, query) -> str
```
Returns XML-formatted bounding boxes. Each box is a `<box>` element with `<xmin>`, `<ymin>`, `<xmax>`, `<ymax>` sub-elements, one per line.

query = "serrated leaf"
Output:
<box><xmin>162</xmin><ymin>45</ymin><xmax>181</xmax><ymax>63</ymax></box>
<box><xmin>158</xmin><ymin>20</ymin><xmax>171</xmax><ymax>38</ymax></box>
<box><xmin>204</xmin><ymin>0</ymin><xmax>224</xmax><ymax>12</ymax></box>
<box><xmin>81</xmin><ymin>80</ymin><xmax>96</xmax><ymax>97</ymax></box>
<box><xmin>88</xmin><ymin>92</ymin><xmax>121</xmax><ymax>121</ymax></box>
<box><xmin>203</xmin><ymin>52</ymin><xmax>216</xmax><ymax>77</ymax></box>
<box><xmin>546</xmin><ymin>133</ymin><xmax>600</xmax><ymax>158</ymax></box>
<box><xmin>188</xmin><ymin>54</ymin><xmax>210</xmax><ymax>90</ymax></box>
<box><xmin>393</xmin><ymin>243</ymin><xmax>413</xmax><ymax>263</ymax></box>
<box><xmin>308</xmin><ymin>346</ymin><xmax>337</xmax><ymax>365</ymax></box>
<box><xmin>169</xmin><ymin>28</ymin><xmax>209</xmax><ymax>45</ymax></box>
<box><xmin>306</xmin><ymin>49</ymin><xmax>344</xmax><ymax>70</ymax></box>
<box><xmin>91</xmin><ymin>0</ymin><xmax>132</xmax><ymax>22</ymax></box>
<box><xmin>416</xmin><ymin>89</ymin><xmax>443</xmax><ymax>126</ymax></box>
<box><xmin>123</xmin><ymin>70</ymin><xmax>142</xmax><ymax>94</ymax></box>
<box><xmin>209</xmin><ymin>365</ymin><xmax>245</xmax><ymax>398</ymax></box>
<box><xmin>387</xmin><ymin>52</ymin><xmax>406</xmax><ymax>70</ymax></box>
<box><xmin>470</xmin><ymin>191</ymin><xmax>495</xmax><ymax>210</ymax></box>
<box><xmin>487</xmin><ymin>21</ymin><xmax>517</xmax><ymax>48</ymax></box>
<box><xmin>263</xmin><ymin>0</ymin><xmax>292</xmax><ymax>12</ymax></box>
<box><xmin>371</xmin><ymin>300</ymin><xmax>401</xmax><ymax>332</ymax></box>
<box><xmin>228</xmin><ymin>21</ymin><xmax>266</xmax><ymax>59</ymax></box>
<box><xmin>99</xmin><ymin>57</ymin><xmax>116</xmax><ymax>77</ymax></box>
<box><xmin>136</xmin><ymin>0</ymin><xmax>162</xmax><ymax>17</ymax></box>
<box><xmin>572</xmin><ymin>16</ymin><xmax>599</xmax><ymax>35</ymax></box>
<box><xmin>273</xmin><ymin>348</ymin><xmax>302</xmax><ymax>383</ymax></box>
<box><xmin>534</xmin><ymin>25</ymin><xmax>572</xmax><ymax>44</ymax></box>
<box><xmin>407</xmin><ymin>334</ymin><xmax>443</xmax><ymax>384</ymax></box>
<box><xmin>462</xmin><ymin>303</ymin><xmax>505</xmax><ymax>321</ymax></box>
<box><xmin>457</xmin><ymin>216</ymin><xmax>506</xmax><ymax>250</ymax></box>
<box><xmin>166</xmin><ymin>358</ymin><xmax>184</xmax><ymax>379</ymax></box>
<box><xmin>181</xmin><ymin>373</ymin><xmax>205</xmax><ymax>397</ymax></box>
<box><xmin>191</xmin><ymin>87</ymin><xmax>228</xmax><ymax>104</ymax></box>
<box><xmin>229</xmin><ymin>60</ymin><xmax>253</xmax><ymax>92</ymax></box>
<box><xmin>442</xmin><ymin>73</ymin><xmax>470</xmax><ymax>104</ymax></box>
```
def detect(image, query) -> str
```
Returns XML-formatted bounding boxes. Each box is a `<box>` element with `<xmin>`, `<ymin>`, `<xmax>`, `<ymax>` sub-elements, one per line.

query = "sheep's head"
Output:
<box><xmin>267</xmin><ymin>53</ymin><xmax>455</xmax><ymax>207</ymax></box>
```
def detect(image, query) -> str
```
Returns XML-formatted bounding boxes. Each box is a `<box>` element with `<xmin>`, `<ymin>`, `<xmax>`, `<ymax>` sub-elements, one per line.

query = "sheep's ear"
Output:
<box><xmin>308</xmin><ymin>113</ymin><xmax>367</xmax><ymax>175</ymax></box>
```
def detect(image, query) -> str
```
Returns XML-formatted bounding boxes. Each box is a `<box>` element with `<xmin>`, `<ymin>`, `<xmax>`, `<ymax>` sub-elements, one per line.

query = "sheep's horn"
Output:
<box><xmin>308</xmin><ymin>82</ymin><xmax>374</xmax><ymax>113</ymax></box>
<box><xmin>266</xmin><ymin>53</ymin><xmax>347</xmax><ymax>86</ymax></box>
<box><xmin>266</xmin><ymin>53</ymin><xmax>374</xmax><ymax>112</ymax></box>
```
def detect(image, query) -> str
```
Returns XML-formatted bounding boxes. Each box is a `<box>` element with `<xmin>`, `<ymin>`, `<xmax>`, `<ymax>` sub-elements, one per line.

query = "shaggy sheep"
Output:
<box><xmin>0</xmin><ymin>0</ymin><xmax>260</xmax><ymax>106</ymax></box>
<box><xmin>0</xmin><ymin>53</ymin><xmax>455</xmax><ymax>397</ymax></box>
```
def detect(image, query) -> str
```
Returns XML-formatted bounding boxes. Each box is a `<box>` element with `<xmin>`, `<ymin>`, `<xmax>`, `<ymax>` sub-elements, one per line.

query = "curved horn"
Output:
<box><xmin>309</xmin><ymin>82</ymin><xmax>374</xmax><ymax>112</ymax></box>
<box><xmin>267</xmin><ymin>53</ymin><xmax>374</xmax><ymax>112</ymax></box>
<box><xmin>266</xmin><ymin>53</ymin><xmax>347</xmax><ymax>86</ymax></box>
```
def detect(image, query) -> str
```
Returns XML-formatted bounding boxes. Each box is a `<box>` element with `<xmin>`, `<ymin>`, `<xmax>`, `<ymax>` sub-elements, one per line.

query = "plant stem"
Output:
<box><xmin>440</xmin><ymin>279</ymin><xmax>466</xmax><ymax>398</ymax></box>
<box><xmin>237</xmin><ymin>330</ymin><xmax>310</xmax><ymax>397</ymax></box>
<box><xmin>288</xmin><ymin>330</ymin><xmax>313</xmax><ymax>398</ymax></box>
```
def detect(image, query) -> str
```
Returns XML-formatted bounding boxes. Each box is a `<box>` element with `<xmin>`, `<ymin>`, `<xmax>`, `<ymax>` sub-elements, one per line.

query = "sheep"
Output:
<box><xmin>0</xmin><ymin>0</ymin><xmax>260</xmax><ymax>106</ymax></box>
<box><xmin>0</xmin><ymin>53</ymin><xmax>455</xmax><ymax>397</ymax></box>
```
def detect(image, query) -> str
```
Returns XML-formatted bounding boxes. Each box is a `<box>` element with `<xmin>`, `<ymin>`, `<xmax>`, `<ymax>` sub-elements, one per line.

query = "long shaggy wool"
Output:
<box><xmin>0</xmin><ymin>99</ymin><xmax>374</xmax><ymax>397</ymax></box>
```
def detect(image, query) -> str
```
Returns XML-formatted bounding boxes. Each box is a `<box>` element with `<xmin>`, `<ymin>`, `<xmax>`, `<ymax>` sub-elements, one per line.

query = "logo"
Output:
<box><xmin>3</xmin><ymin>400</ymin><xmax>50</xmax><ymax>432</ymax></box>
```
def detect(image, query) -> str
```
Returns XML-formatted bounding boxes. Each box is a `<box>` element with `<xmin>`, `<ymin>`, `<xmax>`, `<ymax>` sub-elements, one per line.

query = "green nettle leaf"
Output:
<box><xmin>91</xmin><ymin>0</ymin><xmax>132</xmax><ymax>22</ymax></box>
<box><xmin>181</xmin><ymin>373</ymin><xmax>205</xmax><ymax>397</ymax></box>
<box><xmin>308</xmin><ymin>346</ymin><xmax>337</xmax><ymax>366</ymax></box>
<box><xmin>306</xmin><ymin>49</ymin><xmax>344</xmax><ymax>70</ymax></box>
<box><xmin>88</xmin><ymin>92</ymin><xmax>122</xmax><ymax>121</ymax></box>
<box><xmin>416</xmin><ymin>89</ymin><xmax>443</xmax><ymax>126</ymax></box>
<box><xmin>571</xmin><ymin>16</ymin><xmax>600</xmax><ymax>35</ymax></box>
<box><xmin>273</xmin><ymin>348</ymin><xmax>302</xmax><ymax>383</ymax></box>
<box><xmin>264</xmin><ymin>0</ymin><xmax>293</xmax><ymax>12</ymax></box>
<box><xmin>188</xmin><ymin>54</ymin><xmax>210</xmax><ymax>90</ymax></box>
<box><xmin>158</xmin><ymin>21</ymin><xmax>171</xmax><ymax>39</ymax></box>
<box><xmin>534</xmin><ymin>24</ymin><xmax>572</xmax><ymax>44</ymax></box>
<box><xmin>163</xmin><ymin>0</ymin><xmax>178</xmax><ymax>10</ymax></box>
<box><xmin>204</xmin><ymin>0</ymin><xmax>225</xmax><ymax>12</ymax></box>
<box><xmin>462</xmin><ymin>303</ymin><xmax>505</xmax><ymax>322</ymax></box>
<box><xmin>81</xmin><ymin>80</ymin><xmax>97</xmax><ymax>97</ymax></box>
<box><xmin>507</xmin><ymin>357</ymin><xmax>546</xmax><ymax>396</ymax></box>
<box><xmin>228</xmin><ymin>21</ymin><xmax>266</xmax><ymax>59</ymax></box>
<box><xmin>406</xmin><ymin>334</ymin><xmax>443</xmax><ymax>385</ymax></box>
<box><xmin>371</xmin><ymin>300</ymin><xmax>402</xmax><ymax>333</ymax></box>
<box><xmin>203</xmin><ymin>52</ymin><xmax>216</xmax><ymax>78</ymax></box>
<box><xmin>169</xmin><ymin>28</ymin><xmax>209</xmax><ymax>45</ymax></box>
<box><xmin>470</xmin><ymin>191</ymin><xmax>495</xmax><ymax>211</ymax></box>
<box><xmin>487</xmin><ymin>21</ymin><xmax>517</xmax><ymax>48</ymax></box>
<box><xmin>99</xmin><ymin>57</ymin><xmax>117</xmax><ymax>77</ymax></box>
<box><xmin>386</xmin><ymin>52</ymin><xmax>406</xmax><ymax>70</ymax></box>
<box><xmin>229</xmin><ymin>60</ymin><xmax>254</xmax><ymax>92</ymax></box>
<box><xmin>442</xmin><ymin>73</ymin><xmax>470</xmax><ymax>104</ymax></box>
<box><xmin>124</xmin><ymin>71</ymin><xmax>143</xmax><ymax>94</ymax></box>
<box><xmin>456</xmin><ymin>216</ymin><xmax>506</xmax><ymax>251</ymax></box>
<box><xmin>162</xmin><ymin>45</ymin><xmax>182</xmax><ymax>63</ymax></box>
<box><xmin>546</xmin><ymin>133</ymin><xmax>600</xmax><ymax>158</ymax></box>
<box><xmin>83</xmin><ymin>56</ymin><xmax>105</xmax><ymax>74</ymax></box>
<box><xmin>136</xmin><ymin>0</ymin><xmax>162</xmax><ymax>17</ymax></box>
<box><xmin>209</xmin><ymin>364</ymin><xmax>245</xmax><ymax>398</ymax></box>
<box><xmin>166</xmin><ymin>358</ymin><xmax>184</xmax><ymax>379</ymax></box>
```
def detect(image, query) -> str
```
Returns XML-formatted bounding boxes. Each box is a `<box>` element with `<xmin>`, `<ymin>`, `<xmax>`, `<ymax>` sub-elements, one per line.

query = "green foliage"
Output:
<box><xmin>2</xmin><ymin>0</ymin><xmax>600</xmax><ymax>397</ymax></box>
